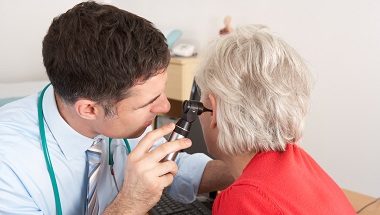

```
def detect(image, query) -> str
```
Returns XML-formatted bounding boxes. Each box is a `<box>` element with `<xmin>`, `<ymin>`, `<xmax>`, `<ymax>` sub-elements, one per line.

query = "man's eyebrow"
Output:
<box><xmin>138</xmin><ymin>94</ymin><xmax>161</xmax><ymax>108</ymax></box>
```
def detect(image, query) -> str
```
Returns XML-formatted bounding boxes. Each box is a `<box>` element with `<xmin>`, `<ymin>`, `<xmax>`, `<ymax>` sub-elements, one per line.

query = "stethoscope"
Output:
<box><xmin>38</xmin><ymin>84</ymin><xmax>131</xmax><ymax>215</ymax></box>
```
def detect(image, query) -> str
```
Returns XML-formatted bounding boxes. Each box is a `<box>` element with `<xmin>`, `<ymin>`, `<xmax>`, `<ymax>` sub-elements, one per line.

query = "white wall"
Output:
<box><xmin>113</xmin><ymin>0</ymin><xmax>380</xmax><ymax>197</ymax></box>
<box><xmin>0</xmin><ymin>0</ymin><xmax>88</xmax><ymax>83</ymax></box>
<box><xmin>1</xmin><ymin>0</ymin><xmax>379</xmax><ymax>197</ymax></box>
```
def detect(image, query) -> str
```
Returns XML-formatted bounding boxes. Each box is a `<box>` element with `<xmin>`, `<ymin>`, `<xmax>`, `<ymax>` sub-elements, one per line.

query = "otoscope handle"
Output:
<box><xmin>160</xmin><ymin>100</ymin><xmax>210</xmax><ymax>162</ymax></box>
<box><xmin>160</xmin><ymin>120</ymin><xmax>190</xmax><ymax>162</ymax></box>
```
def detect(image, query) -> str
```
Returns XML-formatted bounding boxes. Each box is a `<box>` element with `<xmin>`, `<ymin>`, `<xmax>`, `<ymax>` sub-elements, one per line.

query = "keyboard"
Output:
<box><xmin>148</xmin><ymin>191</ymin><xmax>212</xmax><ymax>215</ymax></box>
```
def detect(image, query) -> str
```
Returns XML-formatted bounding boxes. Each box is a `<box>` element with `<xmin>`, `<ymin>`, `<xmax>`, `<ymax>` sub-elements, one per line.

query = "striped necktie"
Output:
<box><xmin>87</xmin><ymin>139</ymin><xmax>103</xmax><ymax>215</ymax></box>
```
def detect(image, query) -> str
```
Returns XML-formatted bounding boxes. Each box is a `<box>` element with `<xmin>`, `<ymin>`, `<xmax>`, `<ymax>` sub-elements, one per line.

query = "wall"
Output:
<box><xmin>112</xmin><ymin>0</ymin><xmax>380</xmax><ymax>197</ymax></box>
<box><xmin>0</xmin><ymin>0</ymin><xmax>90</xmax><ymax>83</ymax></box>
<box><xmin>1</xmin><ymin>0</ymin><xmax>379</xmax><ymax>197</ymax></box>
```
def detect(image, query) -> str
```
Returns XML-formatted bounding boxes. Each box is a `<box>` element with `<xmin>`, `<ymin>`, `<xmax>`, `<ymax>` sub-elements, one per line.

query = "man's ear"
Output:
<box><xmin>208</xmin><ymin>94</ymin><xmax>217</xmax><ymax>129</ymax></box>
<box><xmin>74</xmin><ymin>99</ymin><xmax>100</xmax><ymax>120</ymax></box>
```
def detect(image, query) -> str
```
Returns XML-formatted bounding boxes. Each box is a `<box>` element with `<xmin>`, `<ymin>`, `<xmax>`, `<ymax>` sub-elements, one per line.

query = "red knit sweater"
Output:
<box><xmin>212</xmin><ymin>144</ymin><xmax>356</xmax><ymax>215</ymax></box>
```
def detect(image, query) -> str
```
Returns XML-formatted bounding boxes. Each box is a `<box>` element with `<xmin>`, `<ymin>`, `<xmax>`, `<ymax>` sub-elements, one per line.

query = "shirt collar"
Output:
<box><xmin>42</xmin><ymin>85</ymin><xmax>95</xmax><ymax>159</ymax></box>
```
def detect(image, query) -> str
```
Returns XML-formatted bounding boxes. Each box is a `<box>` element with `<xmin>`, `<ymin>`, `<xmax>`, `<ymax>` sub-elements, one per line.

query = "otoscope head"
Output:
<box><xmin>182</xmin><ymin>100</ymin><xmax>213</xmax><ymax>115</ymax></box>
<box><xmin>179</xmin><ymin>100</ymin><xmax>212</xmax><ymax>124</ymax></box>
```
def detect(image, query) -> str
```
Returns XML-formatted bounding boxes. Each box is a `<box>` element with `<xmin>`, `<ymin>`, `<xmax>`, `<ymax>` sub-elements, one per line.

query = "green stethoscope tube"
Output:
<box><xmin>38</xmin><ymin>84</ymin><xmax>62</xmax><ymax>215</ymax></box>
<box><xmin>38</xmin><ymin>84</ymin><xmax>131</xmax><ymax>215</ymax></box>
<box><xmin>109</xmin><ymin>138</ymin><xmax>131</xmax><ymax>166</ymax></box>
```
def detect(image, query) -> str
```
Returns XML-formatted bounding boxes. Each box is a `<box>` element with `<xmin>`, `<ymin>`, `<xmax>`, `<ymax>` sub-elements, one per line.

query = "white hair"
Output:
<box><xmin>195</xmin><ymin>24</ymin><xmax>314</xmax><ymax>156</ymax></box>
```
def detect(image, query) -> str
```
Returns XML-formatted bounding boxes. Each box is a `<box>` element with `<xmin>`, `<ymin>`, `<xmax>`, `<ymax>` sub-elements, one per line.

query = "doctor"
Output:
<box><xmin>0</xmin><ymin>2</ymin><xmax>233</xmax><ymax>215</ymax></box>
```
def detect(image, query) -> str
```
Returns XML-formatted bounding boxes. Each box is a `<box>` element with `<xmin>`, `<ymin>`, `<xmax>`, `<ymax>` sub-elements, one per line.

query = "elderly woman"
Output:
<box><xmin>195</xmin><ymin>24</ymin><xmax>355</xmax><ymax>214</ymax></box>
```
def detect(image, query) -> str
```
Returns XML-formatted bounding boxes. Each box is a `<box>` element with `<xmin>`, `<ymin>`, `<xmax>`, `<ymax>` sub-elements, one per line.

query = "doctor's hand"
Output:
<box><xmin>103</xmin><ymin>123</ymin><xmax>192</xmax><ymax>215</ymax></box>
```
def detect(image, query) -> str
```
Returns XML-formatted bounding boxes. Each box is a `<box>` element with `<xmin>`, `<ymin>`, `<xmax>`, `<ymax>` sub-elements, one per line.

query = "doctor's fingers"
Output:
<box><xmin>140</xmin><ymin>169</ymin><xmax>176</xmax><ymax>194</ymax></box>
<box><xmin>152</xmin><ymin>161</ymin><xmax>178</xmax><ymax>189</ymax></box>
<box><xmin>150</xmin><ymin>138</ymin><xmax>192</xmax><ymax>162</ymax></box>
<box><xmin>158</xmin><ymin>171</ymin><xmax>176</xmax><ymax>188</ymax></box>
<box><xmin>155</xmin><ymin>160</ymin><xmax>179</xmax><ymax>178</ymax></box>
<box><xmin>131</xmin><ymin>123</ymin><xmax>175</xmax><ymax>157</ymax></box>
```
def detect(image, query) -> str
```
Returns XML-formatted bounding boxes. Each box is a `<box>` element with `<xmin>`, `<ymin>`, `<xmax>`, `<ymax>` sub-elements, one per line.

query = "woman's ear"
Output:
<box><xmin>208</xmin><ymin>94</ymin><xmax>217</xmax><ymax>129</ymax></box>
<box><xmin>74</xmin><ymin>99</ymin><xmax>100</xmax><ymax>120</ymax></box>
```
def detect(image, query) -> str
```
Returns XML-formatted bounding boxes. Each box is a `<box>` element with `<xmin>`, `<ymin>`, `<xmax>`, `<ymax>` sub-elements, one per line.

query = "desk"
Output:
<box><xmin>145</xmin><ymin>189</ymin><xmax>379</xmax><ymax>214</ymax></box>
<box><xmin>342</xmin><ymin>188</ymin><xmax>380</xmax><ymax>214</ymax></box>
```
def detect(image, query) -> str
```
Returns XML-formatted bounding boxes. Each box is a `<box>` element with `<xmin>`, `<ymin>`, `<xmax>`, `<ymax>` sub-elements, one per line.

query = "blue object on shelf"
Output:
<box><xmin>166</xmin><ymin>29</ymin><xmax>182</xmax><ymax>49</ymax></box>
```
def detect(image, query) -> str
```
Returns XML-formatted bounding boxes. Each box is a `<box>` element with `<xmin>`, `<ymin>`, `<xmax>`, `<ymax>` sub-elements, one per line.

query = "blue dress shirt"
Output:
<box><xmin>0</xmin><ymin>85</ymin><xmax>211</xmax><ymax>215</ymax></box>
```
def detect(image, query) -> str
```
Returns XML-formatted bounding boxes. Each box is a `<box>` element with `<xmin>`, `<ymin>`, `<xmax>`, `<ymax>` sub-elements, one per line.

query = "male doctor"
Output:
<box><xmin>0</xmin><ymin>2</ymin><xmax>233</xmax><ymax>214</ymax></box>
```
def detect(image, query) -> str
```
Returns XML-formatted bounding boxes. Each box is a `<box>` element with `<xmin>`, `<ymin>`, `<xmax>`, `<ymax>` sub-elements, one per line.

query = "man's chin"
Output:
<box><xmin>127</xmin><ymin>127</ymin><xmax>148</xmax><ymax>139</ymax></box>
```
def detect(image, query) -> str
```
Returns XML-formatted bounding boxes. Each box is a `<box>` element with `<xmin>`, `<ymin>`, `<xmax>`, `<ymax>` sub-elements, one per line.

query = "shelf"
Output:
<box><xmin>165</xmin><ymin>57</ymin><xmax>198</xmax><ymax>102</ymax></box>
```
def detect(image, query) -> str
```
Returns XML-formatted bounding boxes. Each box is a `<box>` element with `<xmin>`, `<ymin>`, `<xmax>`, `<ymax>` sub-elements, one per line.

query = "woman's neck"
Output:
<box><xmin>221</xmin><ymin>151</ymin><xmax>257</xmax><ymax>179</ymax></box>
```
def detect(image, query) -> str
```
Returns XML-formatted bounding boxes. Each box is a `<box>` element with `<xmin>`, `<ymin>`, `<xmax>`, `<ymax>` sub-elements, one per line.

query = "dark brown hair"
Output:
<box><xmin>42</xmin><ymin>1</ymin><xmax>170</xmax><ymax>114</ymax></box>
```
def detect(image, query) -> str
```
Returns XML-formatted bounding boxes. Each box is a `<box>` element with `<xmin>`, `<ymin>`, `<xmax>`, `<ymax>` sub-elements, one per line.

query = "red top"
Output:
<box><xmin>213</xmin><ymin>144</ymin><xmax>356</xmax><ymax>215</ymax></box>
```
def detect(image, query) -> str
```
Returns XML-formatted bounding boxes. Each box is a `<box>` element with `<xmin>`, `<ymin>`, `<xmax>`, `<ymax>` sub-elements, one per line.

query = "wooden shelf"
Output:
<box><xmin>165</xmin><ymin>57</ymin><xmax>198</xmax><ymax>102</ymax></box>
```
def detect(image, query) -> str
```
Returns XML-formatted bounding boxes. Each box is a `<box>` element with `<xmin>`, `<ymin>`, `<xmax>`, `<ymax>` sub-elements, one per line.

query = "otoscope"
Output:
<box><xmin>161</xmin><ymin>100</ymin><xmax>212</xmax><ymax>162</ymax></box>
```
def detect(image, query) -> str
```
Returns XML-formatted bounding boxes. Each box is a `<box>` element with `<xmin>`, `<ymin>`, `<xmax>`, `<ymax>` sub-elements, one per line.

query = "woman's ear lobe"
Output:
<box><xmin>208</xmin><ymin>94</ymin><xmax>217</xmax><ymax>129</ymax></box>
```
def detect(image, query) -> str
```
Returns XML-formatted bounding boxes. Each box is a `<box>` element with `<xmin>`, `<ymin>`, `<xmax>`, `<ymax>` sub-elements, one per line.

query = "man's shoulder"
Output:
<box><xmin>0</xmin><ymin>94</ymin><xmax>39</xmax><ymax>124</ymax></box>
<box><xmin>0</xmin><ymin>94</ymin><xmax>41</xmax><ymax>151</ymax></box>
